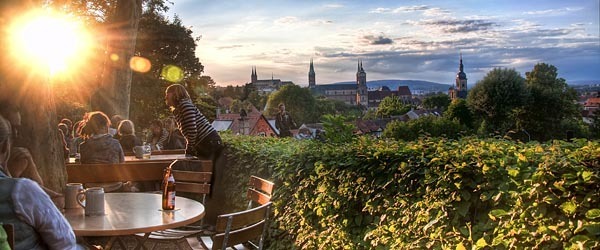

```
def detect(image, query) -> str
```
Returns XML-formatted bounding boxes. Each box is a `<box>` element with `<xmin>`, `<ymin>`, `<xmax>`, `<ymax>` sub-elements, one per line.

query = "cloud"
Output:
<box><xmin>421</xmin><ymin>19</ymin><xmax>497</xmax><ymax>33</ymax></box>
<box><xmin>523</xmin><ymin>7</ymin><xmax>583</xmax><ymax>15</ymax></box>
<box><xmin>363</xmin><ymin>35</ymin><xmax>394</xmax><ymax>45</ymax></box>
<box><xmin>370</xmin><ymin>5</ymin><xmax>429</xmax><ymax>14</ymax></box>
<box><xmin>216</xmin><ymin>45</ymin><xmax>245</xmax><ymax>50</ymax></box>
<box><xmin>274</xmin><ymin>16</ymin><xmax>298</xmax><ymax>25</ymax></box>
<box><xmin>423</xmin><ymin>7</ymin><xmax>451</xmax><ymax>17</ymax></box>
<box><xmin>323</xmin><ymin>4</ymin><xmax>343</xmax><ymax>9</ymax></box>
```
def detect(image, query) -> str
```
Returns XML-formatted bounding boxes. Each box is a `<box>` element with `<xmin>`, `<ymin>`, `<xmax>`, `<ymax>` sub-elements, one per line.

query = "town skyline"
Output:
<box><xmin>168</xmin><ymin>0</ymin><xmax>599</xmax><ymax>87</ymax></box>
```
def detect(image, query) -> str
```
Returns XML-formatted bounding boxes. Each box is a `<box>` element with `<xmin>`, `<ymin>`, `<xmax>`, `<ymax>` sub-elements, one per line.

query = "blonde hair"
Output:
<box><xmin>165</xmin><ymin>84</ymin><xmax>190</xmax><ymax>107</ymax></box>
<box><xmin>118</xmin><ymin>119</ymin><xmax>135</xmax><ymax>136</ymax></box>
<box><xmin>80</xmin><ymin>111</ymin><xmax>110</xmax><ymax>139</ymax></box>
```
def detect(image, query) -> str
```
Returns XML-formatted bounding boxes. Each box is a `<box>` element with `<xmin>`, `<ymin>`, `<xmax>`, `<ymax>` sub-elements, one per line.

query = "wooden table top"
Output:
<box><xmin>124</xmin><ymin>154</ymin><xmax>189</xmax><ymax>162</ymax></box>
<box><xmin>64</xmin><ymin>193</ymin><xmax>205</xmax><ymax>237</ymax></box>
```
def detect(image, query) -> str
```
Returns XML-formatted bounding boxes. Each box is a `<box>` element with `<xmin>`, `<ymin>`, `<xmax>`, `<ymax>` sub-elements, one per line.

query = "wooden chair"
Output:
<box><xmin>1</xmin><ymin>224</ymin><xmax>14</xmax><ymax>250</ymax></box>
<box><xmin>137</xmin><ymin>159</ymin><xmax>213</xmax><ymax>249</ymax></box>
<box><xmin>187</xmin><ymin>202</ymin><xmax>273</xmax><ymax>250</ymax></box>
<box><xmin>247</xmin><ymin>176</ymin><xmax>274</xmax><ymax>208</ymax></box>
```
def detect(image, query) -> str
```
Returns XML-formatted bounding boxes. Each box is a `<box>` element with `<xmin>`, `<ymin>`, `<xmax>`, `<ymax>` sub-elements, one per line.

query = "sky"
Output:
<box><xmin>167</xmin><ymin>0</ymin><xmax>600</xmax><ymax>87</ymax></box>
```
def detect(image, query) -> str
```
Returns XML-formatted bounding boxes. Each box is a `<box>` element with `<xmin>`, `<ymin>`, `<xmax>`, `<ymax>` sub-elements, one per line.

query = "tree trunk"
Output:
<box><xmin>0</xmin><ymin>0</ymin><xmax>65</xmax><ymax>193</ymax></box>
<box><xmin>92</xmin><ymin>0</ymin><xmax>142</xmax><ymax>118</ymax></box>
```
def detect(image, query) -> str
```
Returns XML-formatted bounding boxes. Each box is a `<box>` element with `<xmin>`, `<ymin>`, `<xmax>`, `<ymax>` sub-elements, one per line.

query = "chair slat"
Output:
<box><xmin>248</xmin><ymin>176</ymin><xmax>274</xmax><ymax>195</ymax></box>
<box><xmin>176</xmin><ymin>182</ymin><xmax>211</xmax><ymax>194</ymax></box>
<box><xmin>212</xmin><ymin>220</ymin><xmax>265</xmax><ymax>249</ymax></box>
<box><xmin>172</xmin><ymin>171</ymin><xmax>211</xmax><ymax>183</ymax></box>
<box><xmin>215</xmin><ymin>202</ymin><xmax>272</xmax><ymax>232</ymax></box>
<box><xmin>247</xmin><ymin>189</ymin><xmax>271</xmax><ymax>206</ymax></box>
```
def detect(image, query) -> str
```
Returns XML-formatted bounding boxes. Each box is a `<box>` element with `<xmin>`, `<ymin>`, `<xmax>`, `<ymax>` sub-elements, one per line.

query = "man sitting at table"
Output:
<box><xmin>0</xmin><ymin>114</ymin><xmax>82</xmax><ymax>250</ymax></box>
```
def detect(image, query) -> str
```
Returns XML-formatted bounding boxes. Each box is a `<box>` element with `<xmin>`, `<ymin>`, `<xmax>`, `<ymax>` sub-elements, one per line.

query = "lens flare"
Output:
<box><xmin>130</xmin><ymin>56</ymin><xmax>151</xmax><ymax>73</ymax></box>
<box><xmin>161</xmin><ymin>65</ymin><xmax>184</xmax><ymax>82</ymax></box>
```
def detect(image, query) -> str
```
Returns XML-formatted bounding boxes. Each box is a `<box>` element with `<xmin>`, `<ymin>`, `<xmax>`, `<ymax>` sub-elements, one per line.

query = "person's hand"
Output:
<box><xmin>52</xmin><ymin>194</ymin><xmax>65</xmax><ymax>210</ymax></box>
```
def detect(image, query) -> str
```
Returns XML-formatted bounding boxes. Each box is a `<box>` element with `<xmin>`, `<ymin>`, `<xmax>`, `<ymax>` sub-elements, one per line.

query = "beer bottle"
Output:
<box><xmin>162</xmin><ymin>166</ymin><xmax>176</xmax><ymax>210</ymax></box>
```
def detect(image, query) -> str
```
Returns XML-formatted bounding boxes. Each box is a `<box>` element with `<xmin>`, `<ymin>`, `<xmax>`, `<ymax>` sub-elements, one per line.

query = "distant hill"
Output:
<box><xmin>325</xmin><ymin>79</ymin><xmax>452</xmax><ymax>95</ymax></box>
<box><xmin>569</xmin><ymin>80</ymin><xmax>600</xmax><ymax>86</ymax></box>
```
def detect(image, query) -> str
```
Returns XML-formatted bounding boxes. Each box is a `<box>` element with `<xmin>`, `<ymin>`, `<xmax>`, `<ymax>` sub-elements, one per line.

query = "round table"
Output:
<box><xmin>65</xmin><ymin>193</ymin><xmax>205</xmax><ymax>237</ymax></box>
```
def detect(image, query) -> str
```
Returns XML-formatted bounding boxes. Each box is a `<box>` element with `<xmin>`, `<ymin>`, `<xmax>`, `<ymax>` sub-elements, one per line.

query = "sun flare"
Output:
<box><xmin>8</xmin><ymin>10</ymin><xmax>93</xmax><ymax>75</ymax></box>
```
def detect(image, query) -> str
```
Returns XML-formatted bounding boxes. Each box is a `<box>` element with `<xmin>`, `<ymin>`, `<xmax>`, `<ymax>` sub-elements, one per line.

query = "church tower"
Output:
<box><xmin>308</xmin><ymin>59</ymin><xmax>316</xmax><ymax>88</ymax></box>
<box><xmin>251</xmin><ymin>66</ymin><xmax>258</xmax><ymax>83</ymax></box>
<box><xmin>356</xmin><ymin>60</ymin><xmax>368</xmax><ymax>106</ymax></box>
<box><xmin>455</xmin><ymin>54</ymin><xmax>468</xmax><ymax>98</ymax></box>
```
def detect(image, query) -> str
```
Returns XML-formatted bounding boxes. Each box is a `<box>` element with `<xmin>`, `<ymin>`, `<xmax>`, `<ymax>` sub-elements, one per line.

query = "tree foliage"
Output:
<box><xmin>445</xmin><ymin>99</ymin><xmax>474</xmax><ymax>128</ymax></box>
<box><xmin>383</xmin><ymin>116</ymin><xmax>468</xmax><ymax>140</ymax></box>
<box><xmin>266</xmin><ymin>85</ymin><xmax>318</xmax><ymax>125</ymax></box>
<box><xmin>467</xmin><ymin>68</ymin><xmax>528</xmax><ymax>134</ymax></box>
<box><xmin>422</xmin><ymin>93</ymin><xmax>451</xmax><ymax>110</ymax></box>
<box><xmin>519</xmin><ymin>63</ymin><xmax>582</xmax><ymax>140</ymax></box>
<box><xmin>376</xmin><ymin>96</ymin><xmax>411</xmax><ymax>118</ymax></box>
<box><xmin>130</xmin><ymin>10</ymin><xmax>205</xmax><ymax>129</ymax></box>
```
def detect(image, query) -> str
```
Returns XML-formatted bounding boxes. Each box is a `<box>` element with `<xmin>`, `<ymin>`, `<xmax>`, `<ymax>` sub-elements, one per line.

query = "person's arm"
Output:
<box><xmin>12</xmin><ymin>178</ymin><xmax>78</xmax><ymax>250</ymax></box>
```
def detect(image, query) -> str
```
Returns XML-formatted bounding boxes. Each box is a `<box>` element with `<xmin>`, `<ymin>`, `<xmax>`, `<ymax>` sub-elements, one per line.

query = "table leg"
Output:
<box><xmin>134</xmin><ymin>233</ymin><xmax>151</xmax><ymax>250</ymax></box>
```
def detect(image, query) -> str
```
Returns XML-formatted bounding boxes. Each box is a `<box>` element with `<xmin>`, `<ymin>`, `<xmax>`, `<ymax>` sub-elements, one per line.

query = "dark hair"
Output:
<box><xmin>79</xmin><ymin>111</ymin><xmax>110</xmax><ymax>139</ymax></box>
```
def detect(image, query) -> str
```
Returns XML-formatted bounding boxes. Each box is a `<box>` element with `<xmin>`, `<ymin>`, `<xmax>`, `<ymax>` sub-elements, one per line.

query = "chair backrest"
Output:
<box><xmin>170</xmin><ymin>159</ymin><xmax>213</xmax><ymax>204</ymax></box>
<box><xmin>1</xmin><ymin>224</ymin><xmax>14</xmax><ymax>250</ymax></box>
<box><xmin>247</xmin><ymin>176</ymin><xmax>274</xmax><ymax>208</ymax></box>
<box><xmin>212</xmin><ymin>202</ymin><xmax>272</xmax><ymax>250</ymax></box>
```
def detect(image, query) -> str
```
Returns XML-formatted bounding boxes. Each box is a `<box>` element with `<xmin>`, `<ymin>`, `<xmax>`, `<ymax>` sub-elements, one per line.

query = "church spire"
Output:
<box><xmin>459</xmin><ymin>53</ymin><xmax>464</xmax><ymax>73</ymax></box>
<box><xmin>309</xmin><ymin>58</ymin><xmax>316</xmax><ymax>88</ymax></box>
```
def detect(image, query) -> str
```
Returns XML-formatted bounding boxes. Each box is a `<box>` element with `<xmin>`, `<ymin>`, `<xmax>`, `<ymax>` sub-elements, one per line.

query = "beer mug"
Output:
<box><xmin>77</xmin><ymin>187</ymin><xmax>105</xmax><ymax>216</ymax></box>
<box><xmin>64</xmin><ymin>183</ymin><xmax>84</xmax><ymax>209</ymax></box>
<box><xmin>133</xmin><ymin>146</ymin><xmax>144</xmax><ymax>159</ymax></box>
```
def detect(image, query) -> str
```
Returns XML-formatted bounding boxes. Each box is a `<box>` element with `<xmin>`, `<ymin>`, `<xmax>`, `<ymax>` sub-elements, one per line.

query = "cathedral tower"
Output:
<box><xmin>308</xmin><ymin>59</ymin><xmax>316</xmax><ymax>88</ymax></box>
<box><xmin>251</xmin><ymin>66</ymin><xmax>258</xmax><ymax>83</ymax></box>
<box><xmin>356</xmin><ymin>60</ymin><xmax>368</xmax><ymax>106</ymax></box>
<box><xmin>450</xmin><ymin>54</ymin><xmax>468</xmax><ymax>99</ymax></box>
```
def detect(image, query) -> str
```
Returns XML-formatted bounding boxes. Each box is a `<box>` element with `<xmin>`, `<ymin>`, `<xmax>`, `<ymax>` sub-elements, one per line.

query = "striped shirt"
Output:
<box><xmin>173</xmin><ymin>98</ymin><xmax>215</xmax><ymax>147</ymax></box>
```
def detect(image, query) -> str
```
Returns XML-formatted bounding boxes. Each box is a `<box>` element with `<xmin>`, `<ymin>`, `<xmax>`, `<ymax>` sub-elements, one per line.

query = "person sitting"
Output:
<box><xmin>163</xmin><ymin>117</ymin><xmax>185</xmax><ymax>150</ymax></box>
<box><xmin>108</xmin><ymin>114</ymin><xmax>123</xmax><ymax>139</ymax></box>
<box><xmin>148</xmin><ymin>119</ymin><xmax>168</xmax><ymax>151</ymax></box>
<box><xmin>79</xmin><ymin>111</ymin><xmax>126</xmax><ymax>192</ymax></box>
<box><xmin>117</xmin><ymin>119</ymin><xmax>142</xmax><ymax>153</ymax></box>
<box><xmin>0</xmin><ymin>115</ymin><xmax>81</xmax><ymax>250</ymax></box>
<box><xmin>79</xmin><ymin>111</ymin><xmax>125</xmax><ymax>164</ymax></box>
<box><xmin>60</xmin><ymin>118</ymin><xmax>74</xmax><ymax>151</ymax></box>
<box><xmin>0</xmin><ymin>103</ymin><xmax>64</xmax><ymax>208</ymax></box>
<box><xmin>58</xmin><ymin>123</ymin><xmax>70</xmax><ymax>160</ymax></box>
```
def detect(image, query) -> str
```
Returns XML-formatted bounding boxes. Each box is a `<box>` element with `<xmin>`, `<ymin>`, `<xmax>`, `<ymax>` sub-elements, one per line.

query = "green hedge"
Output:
<box><xmin>221</xmin><ymin>135</ymin><xmax>600</xmax><ymax>249</ymax></box>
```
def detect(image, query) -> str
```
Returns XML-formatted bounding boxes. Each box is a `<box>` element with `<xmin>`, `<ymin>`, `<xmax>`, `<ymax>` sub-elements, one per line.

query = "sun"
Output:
<box><xmin>8</xmin><ymin>9</ymin><xmax>93</xmax><ymax>76</ymax></box>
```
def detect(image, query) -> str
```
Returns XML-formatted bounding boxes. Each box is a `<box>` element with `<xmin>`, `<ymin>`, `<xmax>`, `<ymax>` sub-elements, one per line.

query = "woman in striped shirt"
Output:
<box><xmin>165</xmin><ymin>84</ymin><xmax>223</xmax><ymax>160</ymax></box>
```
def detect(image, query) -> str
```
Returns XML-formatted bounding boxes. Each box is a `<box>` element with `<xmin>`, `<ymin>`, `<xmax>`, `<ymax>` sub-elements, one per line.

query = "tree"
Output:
<box><xmin>129</xmin><ymin>10</ymin><xmax>204</xmax><ymax>128</ymax></box>
<box><xmin>266</xmin><ymin>85</ymin><xmax>318</xmax><ymax>125</ymax></box>
<box><xmin>91</xmin><ymin>0</ymin><xmax>143</xmax><ymax>118</ymax></box>
<box><xmin>520</xmin><ymin>63</ymin><xmax>581</xmax><ymax>140</ymax></box>
<box><xmin>315</xmin><ymin>97</ymin><xmax>362</xmax><ymax>120</ymax></box>
<box><xmin>467</xmin><ymin>68</ymin><xmax>528</xmax><ymax>134</ymax></box>
<box><xmin>445</xmin><ymin>99</ymin><xmax>474</xmax><ymax>128</ymax></box>
<box><xmin>376</xmin><ymin>96</ymin><xmax>411</xmax><ymax>118</ymax></box>
<box><xmin>422</xmin><ymin>93</ymin><xmax>451</xmax><ymax>110</ymax></box>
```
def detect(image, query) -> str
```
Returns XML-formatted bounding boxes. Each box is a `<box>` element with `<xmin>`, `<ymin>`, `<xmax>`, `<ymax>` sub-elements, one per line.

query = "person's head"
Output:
<box><xmin>0</xmin><ymin>101</ymin><xmax>21</xmax><ymax>138</ymax></box>
<box><xmin>165</xmin><ymin>84</ymin><xmax>190</xmax><ymax>107</ymax></box>
<box><xmin>80</xmin><ymin>111</ymin><xmax>110</xmax><ymax>138</ymax></box>
<box><xmin>58</xmin><ymin>123</ymin><xmax>68</xmax><ymax>136</ymax></box>
<box><xmin>150</xmin><ymin>120</ymin><xmax>164</xmax><ymax>135</ymax></box>
<box><xmin>60</xmin><ymin>118</ymin><xmax>73</xmax><ymax>132</ymax></box>
<box><xmin>118</xmin><ymin>119</ymin><xmax>135</xmax><ymax>136</ymax></box>
<box><xmin>111</xmin><ymin>115</ymin><xmax>124</xmax><ymax>129</ymax></box>
<box><xmin>278</xmin><ymin>103</ymin><xmax>285</xmax><ymax>112</ymax></box>
<box><xmin>0</xmin><ymin>115</ymin><xmax>12</xmax><ymax>170</ymax></box>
